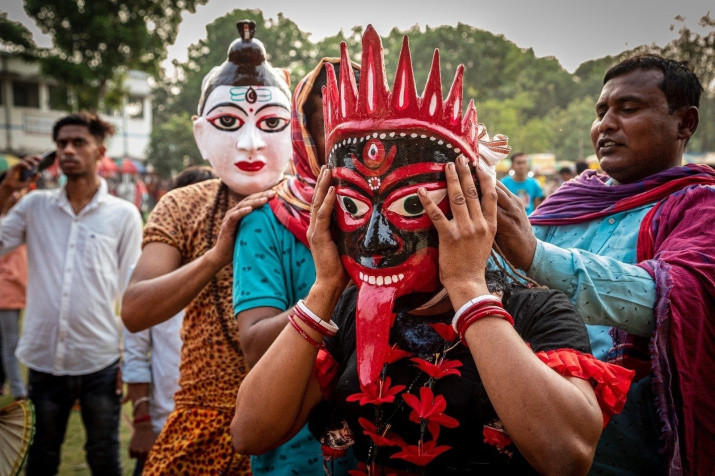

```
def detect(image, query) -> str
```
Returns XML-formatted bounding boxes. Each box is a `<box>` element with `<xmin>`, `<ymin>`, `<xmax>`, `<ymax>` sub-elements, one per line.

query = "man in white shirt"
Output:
<box><xmin>0</xmin><ymin>112</ymin><xmax>142</xmax><ymax>475</ymax></box>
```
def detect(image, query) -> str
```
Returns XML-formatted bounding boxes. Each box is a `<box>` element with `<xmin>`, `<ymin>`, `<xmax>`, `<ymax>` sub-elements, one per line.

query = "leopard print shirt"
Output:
<box><xmin>143</xmin><ymin>179</ymin><xmax>249</xmax><ymax>411</ymax></box>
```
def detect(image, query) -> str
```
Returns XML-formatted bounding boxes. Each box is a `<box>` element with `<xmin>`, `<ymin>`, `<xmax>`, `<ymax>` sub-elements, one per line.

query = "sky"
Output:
<box><xmin>3</xmin><ymin>0</ymin><xmax>712</xmax><ymax>73</ymax></box>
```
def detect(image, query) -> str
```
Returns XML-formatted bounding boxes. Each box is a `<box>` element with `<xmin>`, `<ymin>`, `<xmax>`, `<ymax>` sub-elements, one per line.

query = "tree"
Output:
<box><xmin>662</xmin><ymin>14</ymin><xmax>714</xmax><ymax>152</ymax></box>
<box><xmin>146</xmin><ymin>112</ymin><xmax>202</xmax><ymax>177</ymax></box>
<box><xmin>0</xmin><ymin>11</ymin><xmax>37</xmax><ymax>56</ymax></box>
<box><xmin>21</xmin><ymin>0</ymin><xmax>209</xmax><ymax>111</ymax></box>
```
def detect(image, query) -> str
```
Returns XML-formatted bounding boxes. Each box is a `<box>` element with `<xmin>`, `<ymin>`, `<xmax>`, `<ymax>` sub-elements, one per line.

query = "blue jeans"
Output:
<box><xmin>26</xmin><ymin>361</ymin><xmax>122</xmax><ymax>476</ymax></box>
<box><xmin>0</xmin><ymin>309</ymin><xmax>27</xmax><ymax>398</ymax></box>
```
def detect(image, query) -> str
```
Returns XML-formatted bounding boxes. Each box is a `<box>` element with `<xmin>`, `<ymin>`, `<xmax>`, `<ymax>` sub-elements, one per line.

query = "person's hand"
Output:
<box><xmin>115</xmin><ymin>367</ymin><xmax>123</xmax><ymax>398</ymax></box>
<box><xmin>128</xmin><ymin>422</ymin><xmax>157</xmax><ymax>461</ymax></box>
<box><xmin>206</xmin><ymin>189</ymin><xmax>276</xmax><ymax>268</ymax></box>
<box><xmin>494</xmin><ymin>181</ymin><xmax>538</xmax><ymax>271</ymax></box>
<box><xmin>418</xmin><ymin>156</ymin><xmax>495</xmax><ymax>310</ymax></box>
<box><xmin>0</xmin><ymin>155</ymin><xmax>41</xmax><ymax>192</ymax></box>
<box><xmin>307</xmin><ymin>166</ymin><xmax>349</xmax><ymax>292</ymax></box>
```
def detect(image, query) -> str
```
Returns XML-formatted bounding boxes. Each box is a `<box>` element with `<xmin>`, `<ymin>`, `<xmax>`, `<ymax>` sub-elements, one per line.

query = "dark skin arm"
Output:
<box><xmin>124</xmin><ymin>383</ymin><xmax>155</xmax><ymax>462</ymax></box>
<box><xmin>121</xmin><ymin>190</ymin><xmax>275</xmax><ymax>332</ymax></box>
<box><xmin>236</xmin><ymin>307</ymin><xmax>293</xmax><ymax>367</ymax></box>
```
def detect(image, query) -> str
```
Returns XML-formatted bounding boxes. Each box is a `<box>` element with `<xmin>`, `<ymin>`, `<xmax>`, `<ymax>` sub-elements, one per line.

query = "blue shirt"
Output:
<box><xmin>233</xmin><ymin>205</ymin><xmax>355</xmax><ymax>475</ymax></box>
<box><xmin>501</xmin><ymin>175</ymin><xmax>544</xmax><ymax>215</ymax></box>
<box><xmin>531</xmin><ymin>204</ymin><xmax>665</xmax><ymax>475</ymax></box>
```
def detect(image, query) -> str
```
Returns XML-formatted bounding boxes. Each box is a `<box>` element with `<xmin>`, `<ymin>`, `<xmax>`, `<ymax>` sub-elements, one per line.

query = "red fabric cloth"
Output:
<box><xmin>270</xmin><ymin>58</ymin><xmax>341</xmax><ymax>247</ymax></box>
<box><xmin>0</xmin><ymin>245</ymin><xmax>27</xmax><ymax>309</ymax></box>
<box><xmin>635</xmin><ymin>182</ymin><xmax>715</xmax><ymax>475</ymax></box>
<box><xmin>313</xmin><ymin>349</ymin><xmax>339</xmax><ymax>399</ymax></box>
<box><xmin>535</xmin><ymin>348</ymin><xmax>635</xmax><ymax>427</ymax></box>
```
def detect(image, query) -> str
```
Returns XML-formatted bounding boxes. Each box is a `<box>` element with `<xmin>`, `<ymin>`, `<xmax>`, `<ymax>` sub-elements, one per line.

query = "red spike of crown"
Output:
<box><xmin>323</xmin><ymin>25</ymin><xmax>480</xmax><ymax>164</ymax></box>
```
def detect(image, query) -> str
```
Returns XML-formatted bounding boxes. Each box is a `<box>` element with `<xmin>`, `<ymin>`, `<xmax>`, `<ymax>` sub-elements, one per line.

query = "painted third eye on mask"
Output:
<box><xmin>192</xmin><ymin>20</ymin><xmax>292</xmax><ymax>195</ymax></box>
<box><xmin>323</xmin><ymin>25</ymin><xmax>510</xmax><ymax>388</ymax></box>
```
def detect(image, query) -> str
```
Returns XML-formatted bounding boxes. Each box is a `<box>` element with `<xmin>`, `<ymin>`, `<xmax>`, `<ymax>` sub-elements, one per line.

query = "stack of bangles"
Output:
<box><xmin>288</xmin><ymin>299</ymin><xmax>340</xmax><ymax>350</ymax></box>
<box><xmin>451</xmin><ymin>295</ymin><xmax>514</xmax><ymax>347</ymax></box>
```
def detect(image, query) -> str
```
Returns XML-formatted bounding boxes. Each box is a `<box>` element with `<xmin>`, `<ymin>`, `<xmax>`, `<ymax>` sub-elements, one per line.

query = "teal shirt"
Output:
<box><xmin>233</xmin><ymin>205</ymin><xmax>355</xmax><ymax>475</ymax></box>
<box><xmin>531</xmin><ymin>204</ymin><xmax>665</xmax><ymax>475</ymax></box>
<box><xmin>501</xmin><ymin>175</ymin><xmax>544</xmax><ymax>215</ymax></box>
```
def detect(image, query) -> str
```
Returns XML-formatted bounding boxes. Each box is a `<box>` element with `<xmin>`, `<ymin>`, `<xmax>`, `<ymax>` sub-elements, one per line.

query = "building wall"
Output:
<box><xmin>0</xmin><ymin>54</ymin><xmax>152</xmax><ymax>160</ymax></box>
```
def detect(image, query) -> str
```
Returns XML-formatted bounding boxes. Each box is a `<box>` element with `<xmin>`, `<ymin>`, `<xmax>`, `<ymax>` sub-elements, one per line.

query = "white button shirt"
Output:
<box><xmin>0</xmin><ymin>178</ymin><xmax>142</xmax><ymax>375</ymax></box>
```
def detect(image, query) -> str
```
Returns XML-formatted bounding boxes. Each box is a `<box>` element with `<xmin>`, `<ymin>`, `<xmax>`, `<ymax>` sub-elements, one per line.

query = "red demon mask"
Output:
<box><xmin>323</xmin><ymin>25</ymin><xmax>509</xmax><ymax>387</ymax></box>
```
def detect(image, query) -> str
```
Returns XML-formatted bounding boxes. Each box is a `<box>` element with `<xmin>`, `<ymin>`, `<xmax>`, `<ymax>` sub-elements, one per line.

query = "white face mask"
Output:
<box><xmin>193</xmin><ymin>85</ymin><xmax>292</xmax><ymax>195</ymax></box>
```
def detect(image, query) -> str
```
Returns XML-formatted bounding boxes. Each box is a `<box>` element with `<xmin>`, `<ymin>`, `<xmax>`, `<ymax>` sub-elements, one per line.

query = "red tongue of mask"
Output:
<box><xmin>345</xmin><ymin>249</ymin><xmax>439</xmax><ymax>387</ymax></box>
<box><xmin>355</xmin><ymin>285</ymin><xmax>398</xmax><ymax>387</ymax></box>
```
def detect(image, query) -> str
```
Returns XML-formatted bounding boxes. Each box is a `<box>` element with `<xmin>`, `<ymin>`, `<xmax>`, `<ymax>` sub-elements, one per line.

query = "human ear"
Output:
<box><xmin>677</xmin><ymin>106</ymin><xmax>699</xmax><ymax>141</ymax></box>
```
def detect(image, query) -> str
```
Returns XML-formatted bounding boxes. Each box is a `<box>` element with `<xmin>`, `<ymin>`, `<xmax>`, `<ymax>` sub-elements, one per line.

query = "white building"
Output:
<box><xmin>0</xmin><ymin>52</ymin><xmax>152</xmax><ymax>160</ymax></box>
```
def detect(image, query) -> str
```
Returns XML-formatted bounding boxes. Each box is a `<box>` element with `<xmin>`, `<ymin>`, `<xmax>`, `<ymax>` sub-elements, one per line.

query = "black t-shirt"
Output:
<box><xmin>313</xmin><ymin>286</ymin><xmax>591</xmax><ymax>475</ymax></box>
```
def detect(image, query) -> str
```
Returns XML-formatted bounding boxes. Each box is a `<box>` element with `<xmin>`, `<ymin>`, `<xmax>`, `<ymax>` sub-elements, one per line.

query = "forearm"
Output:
<box><xmin>464</xmin><ymin>319</ymin><xmax>601</xmax><ymax>475</ymax></box>
<box><xmin>232</xmin><ymin>283</ymin><xmax>343</xmax><ymax>453</ymax></box>
<box><xmin>122</xmin><ymin>249</ymin><xmax>224</xmax><ymax>331</ymax></box>
<box><xmin>529</xmin><ymin>240</ymin><xmax>655</xmax><ymax>336</ymax></box>
<box><xmin>232</xmin><ymin>323</ymin><xmax>321</xmax><ymax>453</ymax></box>
<box><xmin>238</xmin><ymin>308</ymin><xmax>293</xmax><ymax>367</ymax></box>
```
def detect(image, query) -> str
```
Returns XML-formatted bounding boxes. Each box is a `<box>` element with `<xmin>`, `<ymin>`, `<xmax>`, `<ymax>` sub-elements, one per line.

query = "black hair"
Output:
<box><xmin>303</xmin><ymin>62</ymin><xmax>361</xmax><ymax>124</ymax></box>
<box><xmin>510</xmin><ymin>152</ymin><xmax>527</xmax><ymax>162</ymax></box>
<box><xmin>52</xmin><ymin>111</ymin><xmax>115</xmax><ymax>143</ymax></box>
<box><xmin>575</xmin><ymin>161</ymin><xmax>588</xmax><ymax>174</ymax></box>
<box><xmin>604</xmin><ymin>54</ymin><xmax>703</xmax><ymax>112</ymax></box>
<box><xmin>558</xmin><ymin>166</ymin><xmax>574</xmax><ymax>175</ymax></box>
<box><xmin>171</xmin><ymin>166</ymin><xmax>216</xmax><ymax>190</ymax></box>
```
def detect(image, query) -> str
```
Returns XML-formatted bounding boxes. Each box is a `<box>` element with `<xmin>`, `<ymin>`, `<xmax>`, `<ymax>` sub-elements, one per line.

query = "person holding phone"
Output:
<box><xmin>0</xmin><ymin>111</ymin><xmax>143</xmax><ymax>475</ymax></box>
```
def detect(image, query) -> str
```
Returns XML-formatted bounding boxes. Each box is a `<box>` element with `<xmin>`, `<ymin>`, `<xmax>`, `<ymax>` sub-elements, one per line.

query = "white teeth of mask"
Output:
<box><xmin>359</xmin><ymin>273</ymin><xmax>404</xmax><ymax>286</ymax></box>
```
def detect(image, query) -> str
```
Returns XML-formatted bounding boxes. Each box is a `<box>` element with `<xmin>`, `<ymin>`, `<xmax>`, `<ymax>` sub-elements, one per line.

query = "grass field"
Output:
<box><xmin>0</xmin><ymin>391</ymin><xmax>137</xmax><ymax>475</ymax></box>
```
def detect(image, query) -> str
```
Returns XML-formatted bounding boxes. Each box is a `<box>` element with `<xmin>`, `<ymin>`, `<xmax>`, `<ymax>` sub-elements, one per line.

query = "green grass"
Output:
<box><xmin>0</xmin><ymin>391</ymin><xmax>136</xmax><ymax>475</ymax></box>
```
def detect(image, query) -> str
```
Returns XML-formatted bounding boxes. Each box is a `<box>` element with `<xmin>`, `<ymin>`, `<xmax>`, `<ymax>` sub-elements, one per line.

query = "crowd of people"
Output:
<box><xmin>0</xmin><ymin>19</ymin><xmax>713</xmax><ymax>476</ymax></box>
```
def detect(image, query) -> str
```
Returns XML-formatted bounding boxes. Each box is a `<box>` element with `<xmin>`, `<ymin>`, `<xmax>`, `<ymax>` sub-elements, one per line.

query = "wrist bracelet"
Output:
<box><xmin>457</xmin><ymin>307</ymin><xmax>514</xmax><ymax>347</ymax></box>
<box><xmin>451</xmin><ymin>295</ymin><xmax>503</xmax><ymax>331</ymax></box>
<box><xmin>295</xmin><ymin>299</ymin><xmax>339</xmax><ymax>335</ymax></box>
<box><xmin>133</xmin><ymin>414</ymin><xmax>151</xmax><ymax>424</ymax></box>
<box><xmin>132</xmin><ymin>396</ymin><xmax>150</xmax><ymax>413</ymax></box>
<box><xmin>288</xmin><ymin>314</ymin><xmax>326</xmax><ymax>350</ymax></box>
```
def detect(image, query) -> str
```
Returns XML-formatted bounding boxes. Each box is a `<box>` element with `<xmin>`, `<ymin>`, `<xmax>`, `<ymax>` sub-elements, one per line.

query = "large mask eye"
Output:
<box><xmin>207</xmin><ymin>114</ymin><xmax>244</xmax><ymax>131</ymax></box>
<box><xmin>386</xmin><ymin>189</ymin><xmax>447</xmax><ymax>217</ymax></box>
<box><xmin>257</xmin><ymin>116</ymin><xmax>289</xmax><ymax>133</ymax></box>
<box><xmin>337</xmin><ymin>194</ymin><xmax>370</xmax><ymax>218</ymax></box>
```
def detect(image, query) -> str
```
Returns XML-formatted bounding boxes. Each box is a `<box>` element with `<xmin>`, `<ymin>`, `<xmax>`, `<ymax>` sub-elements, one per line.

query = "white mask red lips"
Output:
<box><xmin>193</xmin><ymin>85</ymin><xmax>291</xmax><ymax>195</ymax></box>
<box><xmin>234</xmin><ymin>161</ymin><xmax>266</xmax><ymax>172</ymax></box>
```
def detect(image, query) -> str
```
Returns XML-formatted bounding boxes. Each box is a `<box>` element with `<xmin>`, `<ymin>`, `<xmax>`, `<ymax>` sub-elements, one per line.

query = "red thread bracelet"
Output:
<box><xmin>289</xmin><ymin>314</ymin><xmax>326</xmax><ymax>350</ymax></box>
<box><xmin>133</xmin><ymin>414</ymin><xmax>151</xmax><ymax>424</ymax></box>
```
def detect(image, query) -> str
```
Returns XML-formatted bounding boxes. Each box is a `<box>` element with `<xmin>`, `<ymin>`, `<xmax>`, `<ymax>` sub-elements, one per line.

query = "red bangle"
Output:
<box><xmin>289</xmin><ymin>314</ymin><xmax>326</xmax><ymax>350</ymax></box>
<box><xmin>457</xmin><ymin>306</ymin><xmax>514</xmax><ymax>346</ymax></box>
<box><xmin>133</xmin><ymin>414</ymin><xmax>151</xmax><ymax>424</ymax></box>
<box><xmin>293</xmin><ymin>306</ymin><xmax>336</xmax><ymax>337</ymax></box>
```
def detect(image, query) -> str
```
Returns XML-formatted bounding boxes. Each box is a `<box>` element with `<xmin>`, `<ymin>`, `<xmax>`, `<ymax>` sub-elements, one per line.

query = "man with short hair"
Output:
<box><xmin>495</xmin><ymin>55</ymin><xmax>715</xmax><ymax>475</ymax></box>
<box><xmin>0</xmin><ymin>111</ymin><xmax>143</xmax><ymax>475</ymax></box>
<box><xmin>500</xmin><ymin>152</ymin><xmax>544</xmax><ymax>214</ymax></box>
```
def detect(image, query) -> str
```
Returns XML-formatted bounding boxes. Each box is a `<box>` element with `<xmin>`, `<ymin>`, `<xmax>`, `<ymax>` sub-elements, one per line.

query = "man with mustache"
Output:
<box><xmin>495</xmin><ymin>54</ymin><xmax>715</xmax><ymax>475</ymax></box>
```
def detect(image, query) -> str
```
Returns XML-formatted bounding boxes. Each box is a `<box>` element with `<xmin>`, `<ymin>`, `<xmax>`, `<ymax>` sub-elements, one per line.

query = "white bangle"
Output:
<box><xmin>451</xmin><ymin>295</ymin><xmax>503</xmax><ymax>331</ymax></box>
<box><xmin>132</xmin><ymin>396</ymin><xmax>150</xmax><ymax>413</ymax></box>
<box><xmin>296</xmin><ymin>299</ymin><xmax>339</xmax><ymax>335</ymax></box>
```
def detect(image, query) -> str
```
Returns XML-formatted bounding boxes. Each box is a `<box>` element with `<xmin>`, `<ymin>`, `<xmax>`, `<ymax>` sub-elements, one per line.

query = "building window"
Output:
<box><xmin>12</xmin><ymin>81</ymin><xmax>40</xmax><ymax>108</ymax></box>
<box><xmin>49</xmin><ymin>84</ymin><xmax>71</xmax><ymax>111</ymax></box>
<box><xmin>125</xmin><ymin>95</ymin><xmax>144</xmax><ymax>119</ymax></box>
